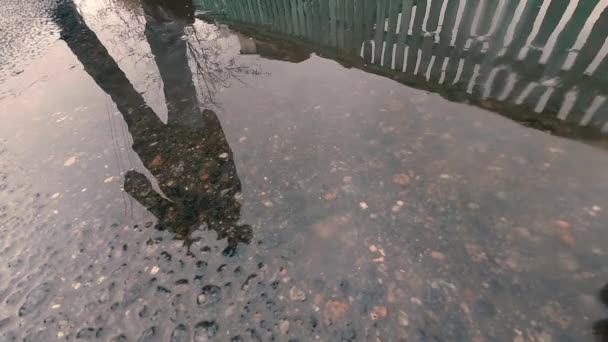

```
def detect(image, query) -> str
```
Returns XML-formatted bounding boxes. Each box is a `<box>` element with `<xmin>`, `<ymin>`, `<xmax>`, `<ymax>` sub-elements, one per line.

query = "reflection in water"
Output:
<box><xmin>196</xmin><ymin>0</ymin><xmax>608</xmax><ymax>141</ymax></box>
<box><xmin>53</xmin><ymin>0</ymin><xmax>252</xmax><ymax>255</ymax></box>
<box><xmin>142</xmin><ymin>0</ymin><xmax>199</xmax><ymax>125</ymax></box>
<box><xmin>595</xmin><ymin>284</ymin><xmax>608</xmax><ymax>342</ymax></box>
<box><xmin>186</xmin><ymin>24</ymin><xmax>265</xmax><ymax>107</ymax></box>
<box><xmin>1</xmin><ymin>0</ymin><xmax>606</xmax><ymax>340</ymax></box>
<box><xmin>144</xmin><ymin>0</ymin><xmax>262</xmax><ymax>110</ymax></box>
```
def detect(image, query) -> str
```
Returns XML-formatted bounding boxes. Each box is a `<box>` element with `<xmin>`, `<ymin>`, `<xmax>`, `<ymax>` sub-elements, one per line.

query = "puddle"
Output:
<box><xmin>1</xmin><ymin>0</ymin><xmax>608</xmax><ymax>341</ymax></box>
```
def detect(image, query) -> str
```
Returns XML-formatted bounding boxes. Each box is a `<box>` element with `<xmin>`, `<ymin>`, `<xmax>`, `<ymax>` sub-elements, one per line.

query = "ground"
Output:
<box><xmin>0</xmin><ymin>1</ymin><xmax>607</xmax><ymax>341</ymax></box>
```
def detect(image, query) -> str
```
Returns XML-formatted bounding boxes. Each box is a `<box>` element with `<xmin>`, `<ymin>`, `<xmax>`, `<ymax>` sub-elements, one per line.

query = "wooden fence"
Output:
<box><xmin>195</xmin><ymin>0</ymin><xmax>608</xmax><ymax>132</ymax></box>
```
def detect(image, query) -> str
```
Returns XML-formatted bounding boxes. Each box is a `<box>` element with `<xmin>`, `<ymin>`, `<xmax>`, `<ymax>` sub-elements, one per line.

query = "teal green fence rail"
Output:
<box><xmin>195</xmin><ymin>0</ymin><xmax>608</xmax><ymax>132</ymax></box>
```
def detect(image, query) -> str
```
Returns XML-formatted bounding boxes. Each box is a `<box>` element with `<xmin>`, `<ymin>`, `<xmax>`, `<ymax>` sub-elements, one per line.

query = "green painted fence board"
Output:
<box><xmin>373</xmin><ymin>0</ymin><xmax>388</xmax><ymax>63</ymax></box>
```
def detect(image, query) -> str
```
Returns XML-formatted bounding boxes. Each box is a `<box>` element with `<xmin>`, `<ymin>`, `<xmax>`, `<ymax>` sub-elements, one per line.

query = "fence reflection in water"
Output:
<box><xmin>195</xmin><ymin>0</ymin><xmax>608</xmax><ymax>133</ymax></box>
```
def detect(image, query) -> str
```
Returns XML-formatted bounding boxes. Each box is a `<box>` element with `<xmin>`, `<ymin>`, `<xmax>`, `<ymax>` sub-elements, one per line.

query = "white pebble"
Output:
<box><xmin>64</xmin><ymin>156</ymin><xmax>77</xmax><ymax>166</ymax></box>
<box><xmin>410</xmin><ymin>297</ymin><xmax>422</xmax><ymax>305</ymax></box>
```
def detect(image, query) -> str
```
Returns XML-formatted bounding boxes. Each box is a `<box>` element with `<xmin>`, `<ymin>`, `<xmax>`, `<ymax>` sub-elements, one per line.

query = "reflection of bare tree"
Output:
<box><xmin>85</xmin><ymin>0</ymin><xmax>262</xmax><ymax>109</ymax></box>
<box><xmin>78</xmin><ymin>0</ymin><xmax>159</xmax><ymax>99</ymax></box>
<box><xmin>82</xmin><ymin>0</ymin><xmax>146</xmax><ymax>47</ymax></box>
<box><xmin>141</xmin><ymin>0</ymin><xmax>263</xmax><ymax>109</ymax></box>
<box><xmin>186</xmin><ymin>27</ymin><xmax>264</xmax><ymax>107</ymax></box>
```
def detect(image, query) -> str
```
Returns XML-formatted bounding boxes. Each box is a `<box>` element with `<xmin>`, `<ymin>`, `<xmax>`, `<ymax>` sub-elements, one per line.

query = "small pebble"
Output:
<box><xmin>279</xmin><ymin>320</ymin><xmax>290</xmax><ymax>335</ymax></box>
<box><xmin>398</xmin><ymin>310</ymin><xmax>409</xmax><ymax>326</ymax></box>
<box><xmin>64</xmin><ymin>156</ymin><xmax>77</xmax><ymax>167</ymax></box>
<box><xmin>359</xmin><ymin>202</ymin><xmax>369</xmax><ymax>210</ymax></box>
<box><xmin>323</xmin><ymin>190</ymin><xmax>338</xmax><ymax>201</ymax></box>
<box><xmin>392</xmin><ymin>200</ymin><xmax>404</xmax><ymax>213</ymax></box>
<box><xmin>430</xmin><ymin>251</ymin><xmax>446</xmax><ymax>260</ymax></box>
<box><xmin>324</xmin><ymin>300</ymin><xmax>349</xmax><ymax>325</ymax></box>
<box><xmin>197</xmin><ymin>294</ymin><xmax>206</xmax><ymax>304</ymax></box>
<box><xmin>149</xmin><ymin>155</ymin><xmax>162</xmax><ymax>167</ymax></box>
<box><xmin>410</xmin><ymin>297</ymin><xmax>422</xmax><ymax>305</ymax></box>
<box><xmin>289</xmin><ymin>287</ymin><xmax>307</xmax><ymax>301</ymax></box>
<box><xmin>151</xmin><ymin>266</ymin><xmax>160</xmax><ymax>274</ymax></box>
<box><xmin>370</xmin><ymin>305</ymin><xmax>388</xmax><ymax>320</ymax></box>
<box><xmin>392</xmin><ymin>173</ymin><xmax>411</xmax><ymax>185</ymax></box>
<box><xmin>467</xmin><ymin>203</ymin><xmax>480</xmax><ymax>210</ymax></box>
